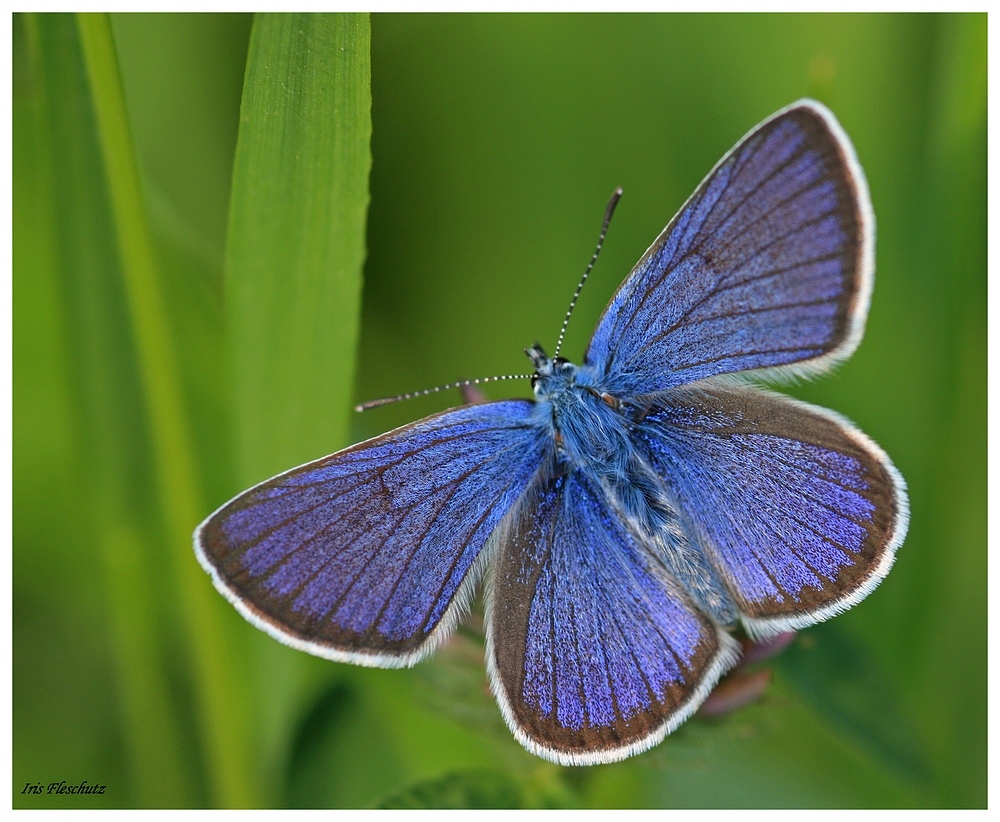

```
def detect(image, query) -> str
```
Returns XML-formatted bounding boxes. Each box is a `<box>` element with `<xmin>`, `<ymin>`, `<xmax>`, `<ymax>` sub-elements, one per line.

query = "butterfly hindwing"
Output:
<box><xmin>488</xmin><ymin>466</ymin><xmax>739</xmax><ymax>765</ymax></box>
<box><xmin>587</xmin><ymin>100</ymin><xmax>873</xmax><ymax>397</ymax></box>
<box><xmin>196</xmin><ymin>401</ymin><xmax>546</xmax><ymax>666</ymax></box>
<box><xmin>634</xmin><ymin>379</ymin><xmax>908</xmax><ymax>637</ymax></box>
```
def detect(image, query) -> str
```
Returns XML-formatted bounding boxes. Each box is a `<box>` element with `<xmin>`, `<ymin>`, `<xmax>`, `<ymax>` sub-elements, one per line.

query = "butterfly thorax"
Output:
<box><xmin>528</xmin><ymin>345</ymin><xmax>628</xmax><ymax>469</ymax></box>
<box><xmin>527</xmin><ymin>343</ymin><xmax>738</xmax><ymax>624</ymax></box>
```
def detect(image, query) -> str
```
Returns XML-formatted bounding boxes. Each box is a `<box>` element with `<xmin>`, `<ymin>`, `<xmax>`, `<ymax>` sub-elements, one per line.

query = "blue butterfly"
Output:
<box><xmin>195</xmin><ymin>100</ymin><xmax>908</xmax><ymax>765</ymax></box>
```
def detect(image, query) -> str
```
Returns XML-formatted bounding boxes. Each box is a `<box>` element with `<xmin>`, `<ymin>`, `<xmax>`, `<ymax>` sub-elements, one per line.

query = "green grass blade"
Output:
<box><xmin>223</xmin><ymin>17</ymin><xmax>370</xmax><ymax>801</ymax></box>
<box><xmin>76</xmin><ymin>12</ymin><xmax>258</xmax><ymax>807</ymax></box>
<box><xmin>226</xmin><ymin>12</ymin><xmax>371</xmax><ymax>485</ymax></box>
<box><xmin>14</xmin><ymin>13</ymin><xmax>193</xmax><ymax>806</ymax></box>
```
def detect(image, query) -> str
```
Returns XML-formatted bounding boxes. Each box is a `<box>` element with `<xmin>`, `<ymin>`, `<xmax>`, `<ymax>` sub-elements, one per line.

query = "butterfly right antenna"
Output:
<box><xmin>552</xmin><ymin>187</ymin><xmax>623</xmax><ymax>359</ymax></box>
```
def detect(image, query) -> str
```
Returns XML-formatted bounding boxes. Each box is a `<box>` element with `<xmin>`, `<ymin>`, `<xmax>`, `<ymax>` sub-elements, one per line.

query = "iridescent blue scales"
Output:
<box><xmin>202</xmin><ymin>402</ymin><xmax>545</xmax><ymax>662</ymax></box>
<box><xmin>195</xmin><ymin>100</ymin><xmax>908</xmax><ymax>765</ymax></box>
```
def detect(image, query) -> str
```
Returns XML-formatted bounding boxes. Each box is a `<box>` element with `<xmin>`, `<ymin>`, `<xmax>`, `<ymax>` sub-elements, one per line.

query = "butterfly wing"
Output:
<box><xmin>487</xmin><ymin>466</ymin><xmax>739</xmax><ymax>765</ymax></box>
<box><xmin>634</xmin><ymin>379</ymin><xmax>908</xmax><ymax>637</ymax></box>
<box><xmin>587</xmin><ymin>99</ymin><xmax>873</xmax><ymax>398</ymax></box>
<box><xmin>196</xmin><ymin>401</ymin><xmax>547</xmax><ymax>667</ymax></box>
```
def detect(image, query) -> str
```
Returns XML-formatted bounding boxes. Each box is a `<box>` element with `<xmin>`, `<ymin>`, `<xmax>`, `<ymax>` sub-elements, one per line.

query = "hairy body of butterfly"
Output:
<box><xmin>527</xmin><ymin>346</ymin><xmax>737</xmax><ymax>625</ymax></box>
<box><xmin>196</xmin><ymin>100</ymin><xmax>908</xmax><ymax>766</ymax></box>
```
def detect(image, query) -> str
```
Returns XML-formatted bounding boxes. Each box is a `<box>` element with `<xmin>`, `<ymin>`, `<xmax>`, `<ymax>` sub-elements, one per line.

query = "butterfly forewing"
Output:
<box><xmin>634</xmin><ymin>379</ymin><xmax>907</xmax><ymax>636</ymax></box>
<box><xmin>587</xmin><ymin>100</ymin><xmax>873</xmax><ymax>397</ymax></box>
<box><xmin>196</xmin><ymin>401</ymin><xmax>546</xmax><ymax>666</ymax></box>
<box><xmin>488</xmin><ymin>467</ymin><xmax>739</xmax><ymax>765</ymax></box>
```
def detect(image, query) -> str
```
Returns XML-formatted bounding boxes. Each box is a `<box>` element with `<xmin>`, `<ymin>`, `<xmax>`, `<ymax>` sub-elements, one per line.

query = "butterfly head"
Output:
<box><xmin>525</xmin><ymin>343</ymin><xmax>576</xmax><ymax>399</ymax></box>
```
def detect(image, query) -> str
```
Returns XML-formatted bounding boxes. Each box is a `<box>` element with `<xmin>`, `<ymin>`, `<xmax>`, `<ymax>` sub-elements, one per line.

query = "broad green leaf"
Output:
<box><xmin>226</xmin><ymin>12</ymin><xmax>371</xmax><ymax>485</ymax></box>
<box><xmin>222</xmin><ymin>13</ymin><xmax>371</xmax><ymax>805</ymax></box>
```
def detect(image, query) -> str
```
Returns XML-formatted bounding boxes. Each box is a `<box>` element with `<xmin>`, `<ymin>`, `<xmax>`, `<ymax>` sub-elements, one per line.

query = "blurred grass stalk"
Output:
<box><xmin>17</xmin><ymin>13</ymin><xmax>199</xmax><ymax>805</ymax></box>
<box><xmin>914</xmin><ymin>13</ymin><xmax>986</xmax><ymax>805</ymax></box>
<box><xmin>16</xmin><ymin>11</ymin><xmax>370</xmax><ymax>806</ymax></box>
<box><xmin>76</xmin><ymin>12</ymin><xmax>258</xmax><ymax>806</ymax></box>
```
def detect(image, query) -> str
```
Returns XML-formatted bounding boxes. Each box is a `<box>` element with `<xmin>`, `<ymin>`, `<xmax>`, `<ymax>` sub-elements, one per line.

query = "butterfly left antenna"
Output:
<box><xmin>355</xmin><ymin>373</ymin><xmax>532</xmax><ymax>412</ymax></box>
<box><xmin>553</xmin><ymin>187</ymin><xmax>623</xmax><ymax>359</ymax></box>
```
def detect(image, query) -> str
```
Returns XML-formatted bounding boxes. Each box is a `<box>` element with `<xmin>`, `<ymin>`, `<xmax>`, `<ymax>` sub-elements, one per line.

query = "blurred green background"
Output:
<box><xmin>14</xmin><ymin>12</ymin><xmax>985</xmax><ymax>808</ymax></box>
